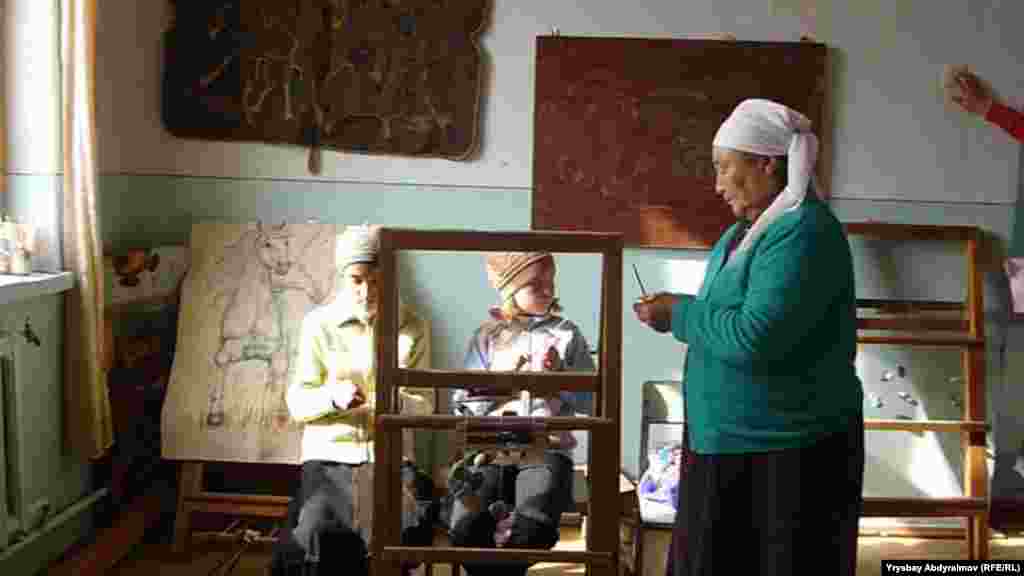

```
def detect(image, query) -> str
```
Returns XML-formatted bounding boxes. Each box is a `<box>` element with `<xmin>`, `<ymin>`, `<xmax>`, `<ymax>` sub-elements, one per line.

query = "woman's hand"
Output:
<box><xmin>632</xmin><ymin>293</ymin><xmax>680</xmax><ymax>333</ymax></box>
<box><xmin>953</xmin><ymin>71</ymin><xmax>994</xmax><ymax>117</ymax></box>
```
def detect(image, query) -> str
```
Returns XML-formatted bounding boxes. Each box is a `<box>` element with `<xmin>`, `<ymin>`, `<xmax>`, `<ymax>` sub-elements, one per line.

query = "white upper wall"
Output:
<box><xmin>97</xmin><ymin>0</ymin><xmax>1024</xmax><ymax>203</ymax></box>
<box><xmin>819</xmin><ymin>1</ymin><xmax>1024</xmax><ymax>203</ymax></box>
<box><xmin>4</xmin><ymin>0</ymin><xmax>61</xmax><ymax>175</ymax></box>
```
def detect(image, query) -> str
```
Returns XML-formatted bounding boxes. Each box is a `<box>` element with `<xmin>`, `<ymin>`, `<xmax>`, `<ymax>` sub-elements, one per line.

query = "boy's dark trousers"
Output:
<box><xmin>270</xmin><ymin>460</ymin><xmax>436</xmax><ymax>576</ymax></box>
<box><xmin>446</xmin><ymin>450</ymin><xmax>574</xmax><ymax>576</ymax></box>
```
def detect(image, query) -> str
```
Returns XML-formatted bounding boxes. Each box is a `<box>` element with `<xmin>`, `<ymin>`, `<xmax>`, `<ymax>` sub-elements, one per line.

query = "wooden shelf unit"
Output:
<box><xmin>845</xmin><ymin>222</ymin><xmax>990</xmax><ymax>560</ymax></box>
<box><xmin>372</xmin><ymin>228</ymin><xmax>624</xmax><ymax>576</ymax></box>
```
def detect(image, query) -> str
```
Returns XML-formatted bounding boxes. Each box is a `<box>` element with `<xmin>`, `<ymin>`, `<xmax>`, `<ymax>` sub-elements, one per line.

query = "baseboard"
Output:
<box><xmin>48</xmin><ymin>482</ymin><xmax>173</xmax><ymax>576</ymax></box>
<box><xmin>0</xmin><ymin>488</ymin><xmax>108</xmax><ymax>575</ymax></box>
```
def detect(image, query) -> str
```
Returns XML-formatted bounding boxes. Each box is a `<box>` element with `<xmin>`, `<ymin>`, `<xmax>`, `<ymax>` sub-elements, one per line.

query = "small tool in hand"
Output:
<box><xmin>632</xmin><ymin>263</ymin><xmax>648</xmax><ymax>297</ymax></box>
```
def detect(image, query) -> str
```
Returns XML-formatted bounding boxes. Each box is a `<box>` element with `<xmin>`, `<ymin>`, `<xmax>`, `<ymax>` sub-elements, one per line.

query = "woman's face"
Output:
<box><xmin>711</xmin><ymin>147</ymin><xmax>780</xmax><ymax>221</ymax></box>
<box><xmin>512</xmin><ymin>260</ymin><xmax>556</xmax><ymax>316</ymax></box>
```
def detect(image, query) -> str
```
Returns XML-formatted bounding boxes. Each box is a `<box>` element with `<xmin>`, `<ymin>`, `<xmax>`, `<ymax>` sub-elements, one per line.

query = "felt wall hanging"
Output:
<box><xmin>162</xmin><ymin>0</ymin><xmax>489</xmax><ymax>172</ymax></box>
<box><xmin>533</xmin><ymin>36</ymin><xmax>829</xmax><ymax>249</ymax></box>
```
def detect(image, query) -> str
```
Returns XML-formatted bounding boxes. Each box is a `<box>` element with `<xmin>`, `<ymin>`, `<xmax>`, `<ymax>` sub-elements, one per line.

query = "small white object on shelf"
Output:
<box><xmin>0</xmin><ymin>216</ymin><xmax>14</xmax><ymax>273</ymax></box>
<box><xmin>0</xmin><ymin>217</ymin><xmax>38</xmax><ymax>276</ymax></box>
<box><xmin>9</xmin><ymin>250</ymin><xmax>30</xmax><ymax>275</ymax></box>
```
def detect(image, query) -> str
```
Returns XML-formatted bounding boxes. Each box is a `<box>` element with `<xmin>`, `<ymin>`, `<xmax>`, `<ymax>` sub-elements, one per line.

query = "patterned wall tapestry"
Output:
<box><xmin>161</xmin><ymin>222</ymin><xmax>336</xmax><ymax>463</ymax></box>
<box><xmin>162</xmin><ymin>0</ymin><xmax>489</xmax><ymax>164</ymax></box>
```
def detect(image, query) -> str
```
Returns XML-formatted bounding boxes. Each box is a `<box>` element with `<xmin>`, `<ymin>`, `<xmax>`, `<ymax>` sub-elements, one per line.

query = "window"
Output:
<box><xmin>3</xmin><ymin>0</ymin><xmax>62</xmax><ymax>272</ymax></box>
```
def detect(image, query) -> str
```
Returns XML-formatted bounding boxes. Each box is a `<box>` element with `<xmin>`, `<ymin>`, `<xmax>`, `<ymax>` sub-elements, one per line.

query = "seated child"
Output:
<box><xmin>446</xmin><ymin>251</ymin><xmax>595</xmax><ymax>576</ymax></box>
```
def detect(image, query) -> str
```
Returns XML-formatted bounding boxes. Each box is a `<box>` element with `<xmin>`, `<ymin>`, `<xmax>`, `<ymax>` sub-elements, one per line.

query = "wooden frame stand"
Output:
<box><xmin>172</xmin><ymin>461</ymin><xmax>290</xmax><ymax>555</ymax></box>
<box><xmin>846</xmin><ymin>222</ymin><xmax>990</xmax><ymax>559</ymax></box>
<box><xmin>372</xmin><ymin>228</ymin><xmax>624</xmax><ymax>576</ymax></box>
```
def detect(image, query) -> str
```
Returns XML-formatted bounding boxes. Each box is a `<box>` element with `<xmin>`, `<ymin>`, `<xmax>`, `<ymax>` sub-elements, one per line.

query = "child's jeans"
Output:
<box><xmin>446</xmin><ymin>450</ymin><xmax>574</xmax><ymax>576</ymax></box>
<box><xmin>270</xmin><ymin>460</ymin><xmax>436</xmax><ymax>576</ymax></box>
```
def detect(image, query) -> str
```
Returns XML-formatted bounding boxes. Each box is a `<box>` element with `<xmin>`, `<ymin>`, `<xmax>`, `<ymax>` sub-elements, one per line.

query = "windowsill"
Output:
<box><xmin>0</xmin><ymin>271</ymin><xmax>73</xmax><ymax>307</ymax></box>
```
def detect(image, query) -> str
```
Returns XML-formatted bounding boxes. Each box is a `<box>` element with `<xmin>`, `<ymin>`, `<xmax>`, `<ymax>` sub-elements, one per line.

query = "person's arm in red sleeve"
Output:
<box><xmin>985</xmin><ymin>101</ymin><xmax>1024</xmax><ymax>143</ymax></box>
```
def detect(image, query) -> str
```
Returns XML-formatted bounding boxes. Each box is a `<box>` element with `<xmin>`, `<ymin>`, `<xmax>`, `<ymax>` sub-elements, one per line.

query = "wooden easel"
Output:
<box><xmin>371</xmin><ymin>228</ymin><xmax>624</xmax><ymax>576</ymax></box>
<box><xmin>171</xmin><ymin>406</ymin><xmax>458</xmax><ymax>555</ymax></box>
<box><xmin>846</xmin><ymin>222</ymin><xmax>990</xmax><ymax>560</ymax></box>
<box><xmin>172</xmin><ymin>461</ymin><xmax>290</xmax><ymax>554</ymax></box>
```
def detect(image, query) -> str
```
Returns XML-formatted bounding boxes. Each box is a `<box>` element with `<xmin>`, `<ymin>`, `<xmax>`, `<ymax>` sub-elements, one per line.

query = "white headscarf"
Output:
<box><xmin>712</xmin><ymin>98</ymin><xmax>820</xmax><ymax>255</ymax></box>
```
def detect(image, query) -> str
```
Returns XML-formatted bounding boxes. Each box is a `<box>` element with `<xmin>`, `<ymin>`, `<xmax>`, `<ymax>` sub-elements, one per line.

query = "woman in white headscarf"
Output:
<box><xmin>633</xmin><ymin>99</ymin><xmax>864</xmax><ymax>575</ymax></box>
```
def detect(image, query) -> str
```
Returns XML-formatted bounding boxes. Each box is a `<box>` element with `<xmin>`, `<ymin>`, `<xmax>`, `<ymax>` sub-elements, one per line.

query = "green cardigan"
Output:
<box><xmin>672</xmin><ymin>196</ymin><xmax>863</xmax><ymax>454</ymax></box>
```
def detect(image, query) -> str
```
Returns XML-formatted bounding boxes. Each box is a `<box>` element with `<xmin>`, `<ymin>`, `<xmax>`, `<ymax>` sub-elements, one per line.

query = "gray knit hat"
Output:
<box><xmin>336</xmin><ymin>224</ymin><xmax>380</xmax><ymax>271</ymax></box>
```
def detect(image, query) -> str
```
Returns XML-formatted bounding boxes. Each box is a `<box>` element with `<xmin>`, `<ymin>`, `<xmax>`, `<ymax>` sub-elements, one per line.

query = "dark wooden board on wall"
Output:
<box><xmin>161</xmin><ymin>0</ymin><xmax>489</xmax><ymax>160</ymax></box>
<box><xmin>532</xmin><ymin>37</ymin><xmax>828</xmax><ymax>249</ymax></box>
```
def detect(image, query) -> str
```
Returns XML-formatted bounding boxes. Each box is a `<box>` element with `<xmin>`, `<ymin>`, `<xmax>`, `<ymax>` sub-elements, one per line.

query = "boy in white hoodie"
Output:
<box><xmin>270</xmin><ymin>224</ymin><xmax>436</xmax><ymax>576</ymax></box>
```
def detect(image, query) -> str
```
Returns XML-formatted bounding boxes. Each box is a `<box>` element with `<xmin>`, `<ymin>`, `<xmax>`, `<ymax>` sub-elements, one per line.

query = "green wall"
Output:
<box><xmin>100</xmin><ymin>173</ymin><xmax>1021</xmax><ymax>489</ymax></box>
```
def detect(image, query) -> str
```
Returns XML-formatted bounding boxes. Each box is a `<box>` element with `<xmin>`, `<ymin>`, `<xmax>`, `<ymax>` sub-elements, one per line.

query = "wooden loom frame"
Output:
<box><xmin>372</xmin><ymin>228</ymin><xmax>624</xmax><ymax>576</ymax></box>
<box><xmin>846</xmin><ymin>222</ymin><xmax>990</xmax><ymax>559</ymax></box>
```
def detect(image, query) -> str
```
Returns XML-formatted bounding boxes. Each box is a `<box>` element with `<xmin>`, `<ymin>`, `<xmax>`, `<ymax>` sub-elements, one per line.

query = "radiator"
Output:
<box><xmin>0</xmin><ymin>295</ymin><xmax>106</xmax><ymax>573</ymax></box>
<box><xmin>0</xmin><ymin>329</ymin><xmax>48</xmax><ymax>552</ymax></box>
<box><xmin>0</xmin><ymin>331</ymin><xmax>26</xmax><ymax>551</ymax></box>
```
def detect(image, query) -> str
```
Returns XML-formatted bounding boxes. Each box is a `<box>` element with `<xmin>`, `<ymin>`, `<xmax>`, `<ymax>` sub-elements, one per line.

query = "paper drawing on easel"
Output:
<box><xmin>204</xmin><ymin>222</ymin><xmax>333</xmax><ymax>428</ymax></box>
<box><xmin>161</xmin><ymin>221</ymin><xmax>337</xmax><ymax>463</ymax></box>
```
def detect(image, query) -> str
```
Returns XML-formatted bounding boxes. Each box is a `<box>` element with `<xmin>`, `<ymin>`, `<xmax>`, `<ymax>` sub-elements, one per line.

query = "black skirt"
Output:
<box><xmin>666</xmin><ymin>414</ymin><xmax>865</xmax><ymax>576</ymax></box>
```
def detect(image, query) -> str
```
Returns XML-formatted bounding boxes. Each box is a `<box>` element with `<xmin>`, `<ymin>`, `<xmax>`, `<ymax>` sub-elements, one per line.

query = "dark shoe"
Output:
<box><xmin>401</xmin><ymin>460</ymin><xmax>436</xmax><ymax>501</ymax></box>
<box><xmin>504</xmin><ymin>514</ymin><xmax>559</xmax><ymax>550</ymax></box>
<box><xmin>449</xmin><ymin>505</ymin><xmax>497</xmax><ymax>548</ymax></box>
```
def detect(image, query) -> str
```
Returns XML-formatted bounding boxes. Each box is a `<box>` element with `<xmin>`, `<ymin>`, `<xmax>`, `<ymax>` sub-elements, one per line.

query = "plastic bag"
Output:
<box><xmin>638</xmin><ymin>444</ymin><xmax>683</xmax><ymax>523</ymax></box>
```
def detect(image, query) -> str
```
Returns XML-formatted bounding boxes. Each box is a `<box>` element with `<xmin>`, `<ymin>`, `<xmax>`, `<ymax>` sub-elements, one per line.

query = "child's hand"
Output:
<box><xmin>544</xmin><ymin>396</ymin><xmax>562</xmax><ymax>416</ymax></box>
<box><xmin>542</xmin><ymin>346</ymin><xmax>563</xmax><ymax>371</ymax></box>
<box><xmin>329</xmin><ymin>379</ymin><xmax>365</xmax><ymax>410</ymax></box>
<box><xmin>953</xmin><ymin>71</ymin><xmax>994</xmax><ymax>117</ymax></box>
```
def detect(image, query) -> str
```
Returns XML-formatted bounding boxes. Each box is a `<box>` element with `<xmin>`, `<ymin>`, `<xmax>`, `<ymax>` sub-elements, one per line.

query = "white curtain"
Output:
<box><xmin>62</xmin><ymin>0</ymin><xmax>112</xmax><ymax>460</ymax></box>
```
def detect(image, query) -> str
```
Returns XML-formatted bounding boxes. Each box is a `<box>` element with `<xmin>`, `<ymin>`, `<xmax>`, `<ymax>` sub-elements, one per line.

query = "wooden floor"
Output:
<box><xmin>100</xmin><ymin>527</ymin><xmax>1024</xmax><ymax>576</ymax></box>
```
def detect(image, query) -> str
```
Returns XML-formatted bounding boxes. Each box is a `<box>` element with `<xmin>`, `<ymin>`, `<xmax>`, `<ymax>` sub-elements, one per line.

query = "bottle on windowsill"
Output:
<box><xmin>10</xmin><ymin>249</ymin><xmax>30</xmax><ymax>275</ymax></box>
<box><xmin>0</xmin><ymin>215</ymin><xmax>13</xmax><ymax>274</ymax></box>
<box><xmin>9</xmin><ymin>221</ymin><xmax>35</xmax><ymax>275</ymax></box>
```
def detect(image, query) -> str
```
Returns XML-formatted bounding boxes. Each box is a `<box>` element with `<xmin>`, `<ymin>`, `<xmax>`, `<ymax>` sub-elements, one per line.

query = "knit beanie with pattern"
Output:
<box><xmin>485</xmin><ymin>252</ymin><xmax>555</xmax><ymax>303</ymax></box>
